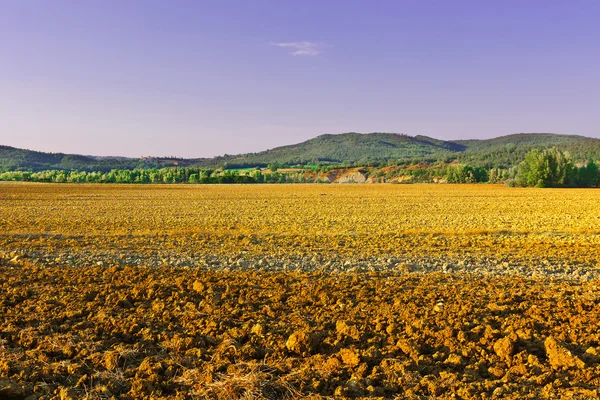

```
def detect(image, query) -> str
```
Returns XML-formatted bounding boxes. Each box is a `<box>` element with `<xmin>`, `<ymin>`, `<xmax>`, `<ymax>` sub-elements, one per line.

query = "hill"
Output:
<box><xmin>0</xmin><ymin>145</ymin><xmax>213</xmax><ymax>172</ymax></box>
<box><xmin>224</xmin><ymin>133</ymin><xmax>466</xmax><ymax>167</ymax></box>
<box><xmin>0</xmin><ymin>146</ymin><xmax>137</xmax><ymax>172</ymax></box>
<box><xmin>454</xmin><ymin>133</ymin><xmax>600</xmax><ymax>168</ymax></box>
<box><xmin>1</xmin><ymin>132</ymin><xmax>600</xmax><ymax>172</ymax></box>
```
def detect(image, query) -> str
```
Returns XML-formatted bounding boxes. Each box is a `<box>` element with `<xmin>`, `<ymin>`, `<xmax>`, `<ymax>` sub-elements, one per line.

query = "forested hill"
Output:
<box><xmin>2</xmin><ymin>132</ymin><xmax>600</xmax><ymax>171</ymax></box>
<box><xmin>225</xmin><ymin>133</ymin><xmax>466</xmax><ymax>166</ymax></box>
<box><xmin>218</xmin><ymin>132</ymin><xmax>600</xmax><ymax>168</ymax></box>
<box><xmin>454</xmin><ymin>133</ymin><xmax>600</xmax><ymax>168</ymax></box>
<box><xmin>0</xmin><ymin>145</ymin><xmax>213</xmax><ymax>172</ymax></box>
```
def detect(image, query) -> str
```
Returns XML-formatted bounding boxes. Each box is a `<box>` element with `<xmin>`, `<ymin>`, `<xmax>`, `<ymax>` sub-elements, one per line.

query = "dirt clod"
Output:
<box><xmin>494</xmin><ymin>335</ymin><xmax>516</xmax><ymax>362</ymax></box>
<box><xmin>545</xmin><ymin>336</ymin><xmax>586</xmax><ymax>370</ymax></box>
<box><xmin>286</xmin><ymin>330</ymin><xmax>321</xmax><ymax>356</ymax></box>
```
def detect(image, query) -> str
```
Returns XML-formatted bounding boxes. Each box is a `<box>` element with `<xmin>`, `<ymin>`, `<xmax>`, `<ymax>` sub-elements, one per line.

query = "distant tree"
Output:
<box><xmin>488</xmin><ymin>168</ymin><xmax>502</xmax><ymax>184</ymax></box>
<box><xmin>162</xmin><ymin>171</ymin><xmax>174</xmax><ymax>183</ymax></box>
<box><xmin>251</xmin><ymin>170</ymin><xmax>264</xmax><ymax>183</ymax></box>
<box><xmin>577</xmin><ymin>158</ymin><xmax>599</xmax><ymax>187</ymax></box>
<box><xmin>188</xmin><ymin>173</ymin><xmax>199</xmax><ymax>184</ymax></box>
<box><xmin>445</xmin><ymin>165</ymin><xmax>488</xmax><ymax>183</ymax></box>
<box><xmin>516</xmin><ymin>147</ymin><xmax>573</xmax><ymax>187</ymax></box>
<box><xmin>54</xmin><ymin>172</ymin><xmax>67</xmax><ymax>183</ymax></box>
<box><xmin>103</xmin><ymin>170</ymin><xmax>117</xmax><ymax>183</ymax></box>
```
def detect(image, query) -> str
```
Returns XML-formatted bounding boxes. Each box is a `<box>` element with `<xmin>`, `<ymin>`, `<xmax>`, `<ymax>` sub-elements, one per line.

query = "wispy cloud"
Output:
<box><xmin>271</xmin><ymin>41</ymin><xmax>322</xmax><ymax>56</ymax></box>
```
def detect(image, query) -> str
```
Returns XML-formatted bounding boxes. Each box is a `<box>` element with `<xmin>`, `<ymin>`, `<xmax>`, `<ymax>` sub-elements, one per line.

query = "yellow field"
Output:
<box><xmin>3</xmin><ymin>183</ymin><xmax>600</xmax><ymax>235</ymax></box>
<box><xmin>2</xmin><ymin>183</ymin><xmax>600</xmax><ymax>276</ymax></box>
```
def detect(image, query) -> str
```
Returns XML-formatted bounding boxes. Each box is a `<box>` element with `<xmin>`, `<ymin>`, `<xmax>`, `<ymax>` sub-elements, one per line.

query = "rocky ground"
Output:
<box><xmin>2</xmin><ymin>230</ymin><xmax>600</xmax><ymax>280</ymax></box>
<box><xmin>2</xmin><ymin>261</ymin><xmax>600</xmax><ymax>399</ymax></box>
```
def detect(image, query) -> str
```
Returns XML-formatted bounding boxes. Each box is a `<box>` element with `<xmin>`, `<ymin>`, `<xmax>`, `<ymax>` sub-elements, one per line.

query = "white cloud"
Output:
<box><xmin>271</xmin><ymin>41</ymin><xmax>321</xmax><ymax>56</ymax></box>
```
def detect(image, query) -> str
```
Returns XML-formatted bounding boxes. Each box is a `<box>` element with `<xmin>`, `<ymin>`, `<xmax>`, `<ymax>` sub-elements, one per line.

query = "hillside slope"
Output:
<box><xmin>0</xmin><ymin>145</ymin><xmax>212</xmax><ymax>172</ymax></box>
<box><xmin>454</xmin><ymin>133</ymin><xmax>600</xmax><ymax>168</ymax></box>
<box><xmin>0</xmin><ymin>146</ymin><xmax>139</xmax><ymax>172</ymax></box>
<box><xmin>226</xmin><ymin>132</ymin><xmax>465</xmax><ymax>166</ymax></box>
<box><xmin>2</xmin><ymin>132</ymin><xmax>599</xmax><ymax>171</ymax></box>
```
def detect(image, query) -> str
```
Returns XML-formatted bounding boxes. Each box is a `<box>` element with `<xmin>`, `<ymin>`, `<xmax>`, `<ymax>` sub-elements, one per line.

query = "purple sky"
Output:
<box><xmin>2</xmin><ymin>0</ymin><xmax>599</xmax><ymax>158</ymax></box>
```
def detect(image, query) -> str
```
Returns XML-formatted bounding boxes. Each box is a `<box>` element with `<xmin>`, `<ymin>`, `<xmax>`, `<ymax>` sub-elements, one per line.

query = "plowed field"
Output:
<box><xmin>1</xmin><ymin>183</ymin><xmax>600</xmax><ymax>399</ymax></box>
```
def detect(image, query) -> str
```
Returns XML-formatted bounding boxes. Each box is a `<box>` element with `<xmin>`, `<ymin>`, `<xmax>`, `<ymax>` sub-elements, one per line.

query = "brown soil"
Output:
<box><xmin>2</xmin><ymin>266</ymin><xmax>600</xmax><ymax>399</ymax></box>
<box><xmin>3</xmin><ymin>184</ymin><xmax>600</xmax><ymax>399</ymax></box>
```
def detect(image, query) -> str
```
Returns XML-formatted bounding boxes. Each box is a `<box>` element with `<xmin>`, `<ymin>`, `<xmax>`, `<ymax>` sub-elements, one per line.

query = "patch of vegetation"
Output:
<box><xmin>515</xmin><ymin>147</ymin><xmax>599</xmax><ymax>187</ymax></box>
<box><xmin>4</xmin><ymin>132</ymin><xmax>600</xmax><ymax>173</ymax></box>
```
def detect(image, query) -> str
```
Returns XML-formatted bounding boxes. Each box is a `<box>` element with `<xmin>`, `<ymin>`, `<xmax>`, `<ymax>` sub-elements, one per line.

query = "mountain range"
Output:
<box><xmin>2</xmin><ymin>132</ymin><xmax>600</xmax><ymax>172</ymax></box>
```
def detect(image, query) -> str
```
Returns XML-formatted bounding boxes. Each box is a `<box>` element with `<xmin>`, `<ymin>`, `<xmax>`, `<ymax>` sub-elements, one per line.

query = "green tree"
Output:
<box><xmin>163</xmin><ymin>171</ymin><xmax>174</xmax><ymax>184</ymax></box>
<box><xmin>188</xmin><ymin>173</ymin><xmax>199</xmax><ymax>183</ymax></box>
<box><xmin>516</xmin><ymin>147</ymin><xmax>573</xmax><ymax>187</ymax></box>
<box><xmin>578</xmin><ymin>158</ymin><xmax>599</xmax><ymax>187</ymax></box>
<box><xmin>445</xmin><ymin>165</ymin><xmax>487</xmax><ymax>183</ymax></box>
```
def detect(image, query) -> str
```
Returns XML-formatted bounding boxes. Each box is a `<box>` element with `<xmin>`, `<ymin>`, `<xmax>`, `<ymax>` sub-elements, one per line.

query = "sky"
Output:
<box><xmin>1</xmin><ymin>0</ymin><xmax>599</xmax><ymax>158</ymax></box>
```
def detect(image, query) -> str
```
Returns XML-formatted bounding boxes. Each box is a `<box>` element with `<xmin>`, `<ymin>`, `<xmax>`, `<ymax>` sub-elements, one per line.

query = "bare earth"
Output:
<box><xmin>1</xmin><ymin>183</ymin><xmax>600</xmax><ymax>399</ymax></box>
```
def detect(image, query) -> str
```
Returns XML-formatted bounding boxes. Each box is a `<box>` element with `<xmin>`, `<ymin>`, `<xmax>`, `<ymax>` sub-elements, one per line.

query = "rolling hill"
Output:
<box><xmin>2</xmin><ymin>132</ymin><xmax>600</xmax><ymax>172</ymax></box>
<box><xmin>225</xmin><ymin>133</ymin><xmax>467</xmax><ymax>166</ymax></box>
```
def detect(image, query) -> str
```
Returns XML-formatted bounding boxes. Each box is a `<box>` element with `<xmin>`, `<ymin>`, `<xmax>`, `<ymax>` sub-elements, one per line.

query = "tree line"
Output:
<box><xmin>0</xmin><ymin>147</ymin><xmax>597</xmax><ymax>187</ymax></box>
<box><xmin>0</xmin><ymin>168</ymin><xmax>298</xmax><ymax>184</ymax></box>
